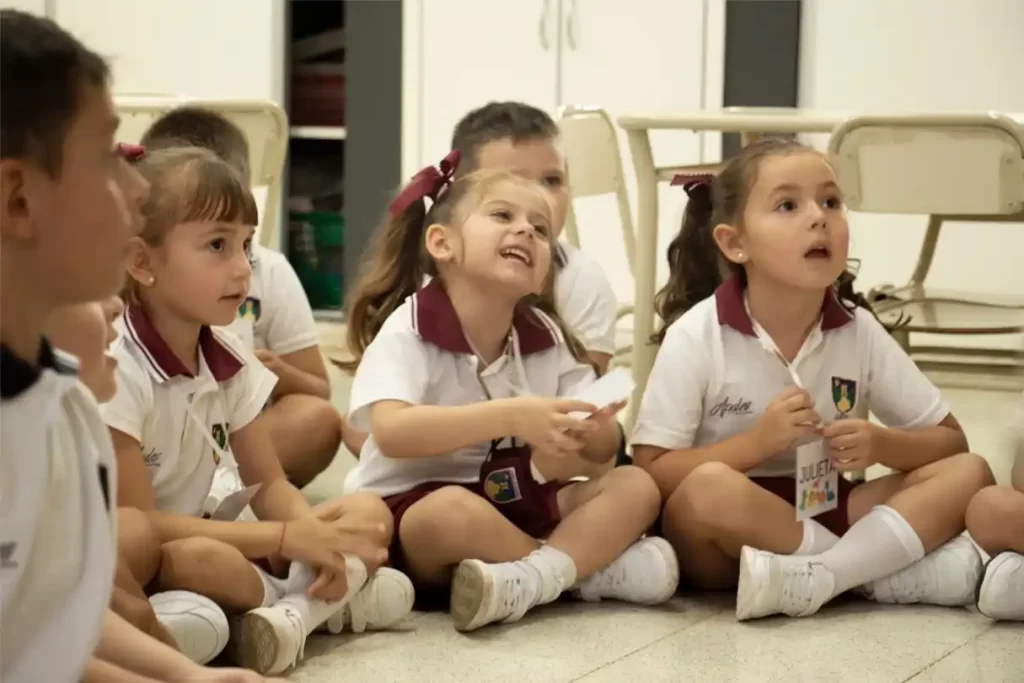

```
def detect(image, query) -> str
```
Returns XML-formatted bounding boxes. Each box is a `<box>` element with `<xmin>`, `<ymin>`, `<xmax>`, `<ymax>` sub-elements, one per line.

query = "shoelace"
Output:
<box><xmin>495</xmin><ymin>563</ymin><xmax>536</xmax><ymax>624</ymax></box>
<box><xmin>778</xmin><ymin>562</ymin><xmax>821</xmax><ymax>617</ymax></box>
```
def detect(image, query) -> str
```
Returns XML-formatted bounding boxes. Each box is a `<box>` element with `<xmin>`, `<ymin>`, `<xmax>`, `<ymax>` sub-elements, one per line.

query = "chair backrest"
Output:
<box><xmin>828</xmin><ymin>113</ymin><xmax>1024</xmax><ymax>216</ymax></box>
<box><xmin>114</xmin><ymin>96</ymin><xmax>289</xmax><ymax>247</ymax></box>
<box><xmin>557</xmin><ymin>105</ymin><xmax>636</xmax><ymax>277</ymax></box>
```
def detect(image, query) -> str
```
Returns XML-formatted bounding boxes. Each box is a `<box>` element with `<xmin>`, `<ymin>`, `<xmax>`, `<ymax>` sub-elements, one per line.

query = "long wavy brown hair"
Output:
<box><xmin>339</xmin><ymin>169</ymin><xmax>594</xmax><ymax>373</ymax></box>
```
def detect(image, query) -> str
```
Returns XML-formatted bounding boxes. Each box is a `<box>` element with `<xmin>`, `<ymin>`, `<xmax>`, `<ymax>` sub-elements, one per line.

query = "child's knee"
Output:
<box><xmin>664</xmin><ymin>462</ymin><xmax>746</xmax><ymax>529</ymax></box>
<box><xmin>117</xmin><ymin>507</ymin><xmax>160</xmax><ymax>552</ymax></box>
<box><xmin>601</xmin><ymin>465</ymin><xmax>661</xmax><ymax>518</ymax></box>
<box><xmin>117</xmin><ymin>507</ymin><xmax>162</xmax><ymax>581</ymax></box>
<box><xmin>400</xmin><ymin>487</ymin><xmax>495</xmax><ymax>546</ymax></box>
<box><xmin>967</xmin><ymin>485</ymin><xmax>1021</xmax><ymax>550</ymax></box>
<box><xmin>940</xmin><ymin>452</ymin><xmax>996</xmax><ymax>491</ymax></box>
<box><xmin>342</xmin><ymin>490</ymin><xmax>395</xmax><ymax>541</ymax></box>
<box><xmin>159</xmin><ymin>537</ymin><xmax>246</xmax><ymax>584</ymax></box>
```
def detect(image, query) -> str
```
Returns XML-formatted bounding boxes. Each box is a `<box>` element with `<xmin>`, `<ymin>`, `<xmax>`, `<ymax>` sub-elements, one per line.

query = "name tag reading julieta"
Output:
<box><xmin>795</xmin><ymin>439</ymin><xmax>837</xmax><ymax>521</ymax></box>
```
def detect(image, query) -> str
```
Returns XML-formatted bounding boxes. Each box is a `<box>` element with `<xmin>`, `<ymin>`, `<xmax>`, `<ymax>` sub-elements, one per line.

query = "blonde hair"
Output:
<box><xmin>340</xmin><ymin>169</ymin><xmax>593</xmax><ymax>373</ymax></box>
<box><xmin>123</xmin><ymin>146</ymin><xmax>258</xmax><ymax>303</ymax></box>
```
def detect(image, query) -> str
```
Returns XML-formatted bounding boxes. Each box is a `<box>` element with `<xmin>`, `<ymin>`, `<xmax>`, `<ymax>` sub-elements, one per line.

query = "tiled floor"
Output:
<box><xmin>294</xmin><ymin>367</ymin><xmax>1023</xmax><ymax>682</ymax></box>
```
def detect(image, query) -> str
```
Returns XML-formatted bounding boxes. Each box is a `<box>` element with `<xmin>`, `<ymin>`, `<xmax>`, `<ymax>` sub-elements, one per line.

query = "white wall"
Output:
<box><xmin>54</xmin><ymin>0</ymin><xmax>284</xmax><ymax>104</ymax></box>
<box><xmin>800</xmin><ymin>0</ymin><xmax>1024</xmax><ymax>301</ymax></box>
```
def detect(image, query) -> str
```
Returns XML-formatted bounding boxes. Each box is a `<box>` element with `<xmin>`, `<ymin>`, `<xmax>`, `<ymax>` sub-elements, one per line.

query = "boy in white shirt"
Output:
<box><xmin>140</xmin><ymin>108</ymin><xmax>342</xmax><ymax>487</ymax></box>
<box><xmin>0</xmin><ymin>10</ymin><xmax>283</xmax><ymax>682</ymax></box>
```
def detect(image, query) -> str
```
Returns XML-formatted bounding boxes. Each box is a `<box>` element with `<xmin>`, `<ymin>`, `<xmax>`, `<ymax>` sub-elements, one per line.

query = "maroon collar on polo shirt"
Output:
<box><xmin>714</xmin><ymin>275</ymin><xmax>854</xmax><ymax>337</ymax></box>
<box><xmin>124</xmin><ymin>305</ymin><xmax>243</xmax><ymax>382</ymax></box>
<box><xmin>411</xmin><ymin>278</ymin><xmax>557</xmax><ymax>355</ymax></box>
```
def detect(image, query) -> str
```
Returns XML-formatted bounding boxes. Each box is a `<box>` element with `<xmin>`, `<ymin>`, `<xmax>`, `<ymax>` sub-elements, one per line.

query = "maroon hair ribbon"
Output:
<box><xmin>117</xmin><ymin>143</ymin><xmax>146</xmax><ymax>162</ymax></box>
<box><xmin>388</xmin><ymin>150</ymin><xmax>461</xmax><ymax>218</ymax></box>
<box><xmin>670</xmin><ymin>172</ymin><xmax>713</xmax><ymax>198</ymax></box>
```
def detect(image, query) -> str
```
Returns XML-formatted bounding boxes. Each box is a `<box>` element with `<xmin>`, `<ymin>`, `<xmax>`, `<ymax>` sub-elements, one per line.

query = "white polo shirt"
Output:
<box><xmin>344</xmin><ymin>279</ymin><xmax>596</xmax><ymax>497</ymax></box>
<box><xmin>554</xmin><ymin>242</ymin><xmax>619</xmax><ymax>356</ymax></box>
<box><xmin>101</xmin><ymin>306</ymin><xmax>278</xmax><ymax>517</ymax></box>
<box><xmin>221</xmin><ymin>245</ymin><xmax>319</xmax><ymax>354</ymax></box>
<box><xmin>1</xmin><ymin>343</ymin><xmax>116</xmax><ymax>683</ymax></box>
<box><xmin>632</xmin><ymin>277</ymin><xmax>950</xmax><ymax>477</ymax></box>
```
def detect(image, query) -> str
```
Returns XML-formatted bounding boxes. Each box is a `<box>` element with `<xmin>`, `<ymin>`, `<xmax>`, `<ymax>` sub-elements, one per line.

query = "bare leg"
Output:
<box><xmin>966</xmin><ymin>485</ymin><xmax>1024</xmax><ymax>555</ymax></box>
<box><xmin>261</xmin><ymin>394</ymin><xmax>342</xmax><ymax>487</ymax></box>
<box><xmin>661</xmin><ymin>462</ymin><xmax>804</xmax><ymax>590</ymax></box>
<box><xmin>548</xmin><ymin>465</ymin><xmax>661</xmax><ymax>577</ymax></box>
<box><xmin>112</xmin><ymin>508</ymin><xmax>176</xmax><ymax>646</ymax></box>
<box><xmin>156</xmin><ymin>537</ymin><xmax>267</xmax><ymax>613</ymax></box>
<box><xmin>399</xmin><ymin>486</ymin><xmax>539</xmax><ymax>586</ymax></box>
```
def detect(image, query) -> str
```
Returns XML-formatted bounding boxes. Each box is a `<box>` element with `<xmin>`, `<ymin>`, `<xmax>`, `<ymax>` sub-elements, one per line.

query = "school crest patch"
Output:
<box><xmin>238</xmin><ymin>296</ymin><xmax>261</xmax><ymax>321</ymax></box>
<box><xmin>211</xmin><ymin>423</ymin><xmax>228</xmax><ymax>465</ymax></box>
<box><xmin>831</xmin><ymin>377</ymin><xmax>856</xmax><ymax>415</ymax></box>
<box><xmin>484</xmin><ymin>467</ymin><xmax>522</xmax><ymax>504</ymax></box>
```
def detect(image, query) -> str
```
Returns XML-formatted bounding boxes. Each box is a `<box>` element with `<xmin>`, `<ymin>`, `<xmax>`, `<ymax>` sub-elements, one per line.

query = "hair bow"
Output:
<box><xmin>388</xmin><ymin>150</ymin><xmax>461</xmax><ymax>218</ymax></box>
<box><xmin>117</xmin><ymin>143</ymin><xmax>146</xmax><ymax>162</ymax></box>
<box><xmin>670</xmin><ymin>172</ymin><xmax>713</xmax><ymax>198</ymax></box>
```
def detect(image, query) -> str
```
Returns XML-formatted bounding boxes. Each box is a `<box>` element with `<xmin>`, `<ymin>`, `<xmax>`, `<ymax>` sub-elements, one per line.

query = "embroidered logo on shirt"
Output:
<box><xmin>143</xmin><ymin>448</ymin><xmax>161</xmax><ymax>468</ymax></box>
<box><xmin>211</xmin><ymin>423</ymin><xmax>228</xmax><ymax>465</ymax></box>
<box><xmin>0</xmin><ymin>542</ymin><xmax>18</xmax><ymax>569</ymax></box>
<box><xmin>484</xmin><ymin>467</ymin><xmax>522</xmax><ymax>504</ymax></box>
<box><xmin>708</xmin><ymin>396</ymin><xmax>753</xmax><ymax>418</ymax></box>
<box><xmin>831</xmin><ymin>377</ymin><xmax>857</xmax><ymax>415</ymax></box>
<box><xmin>238</xmin><ymin>297</ymin><xmax>262</xmax><ymax>322</ymax></box>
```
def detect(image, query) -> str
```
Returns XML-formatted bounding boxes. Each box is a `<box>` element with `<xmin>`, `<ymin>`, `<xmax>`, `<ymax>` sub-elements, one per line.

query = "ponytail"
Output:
<box><xmin>339</xmin><ymin>198</ymin><xmax>431</xmax><ymax>373</ymax></box>
<box><xmin>652</xmin><ymin>177</ymin><xmax>735</xmax><ymax>345</ymax></box>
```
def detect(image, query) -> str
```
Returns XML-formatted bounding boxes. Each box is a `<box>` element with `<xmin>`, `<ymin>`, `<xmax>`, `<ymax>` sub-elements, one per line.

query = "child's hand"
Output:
<box><xmin>279</xmin><ymin>516</ymin><xmax>387</xmax><ymax>580</ymax></box>
<box><xmin>510</xmin><ymin>396</ymin><xmax>599</xmax><ymax>453</ymax></box>
<box><xmin>822</xmin><ymin>419</ymin><xmax>880</xmax><ymax>471</ymax></box>
<box><xmin>751</xmin><ymin>387</ymin><xmax>822</xmax><ymax>458</ymax></box>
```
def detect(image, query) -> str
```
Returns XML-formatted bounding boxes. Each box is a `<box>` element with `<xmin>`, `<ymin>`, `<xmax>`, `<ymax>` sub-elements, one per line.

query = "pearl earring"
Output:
<box><xmin>146</xmin><ymin>276</ymin><xmax>155</xmax><ymax>286</ymax></box>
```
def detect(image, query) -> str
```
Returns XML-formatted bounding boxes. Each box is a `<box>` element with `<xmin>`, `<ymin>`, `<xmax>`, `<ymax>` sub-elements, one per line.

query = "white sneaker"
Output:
<box><xmin>150</xmin><ymin>591</ymin><xmax>229</xmax><ymax>665</ymax></box>
<box><xmin>228</xmin><ymin>602</ymin><xmax>307</xmax><ymax>675</ymax></box>
<box><xmin>977</xmin><ymin>551</ymin><xmax>1024</xmax><ymax>620</ymax></box>
<box><xmin>578</xmin><ymin>537</ymin><xmax>679</xmax><ymax>604</ymax></box>
<box><xmin>449</xmin><ymin>559</ymin><xmax>542</xmax><ymax>632</ymax></box>
<box><xmin>325</xmin><ymin>567</ymin><xmax>415</xmax><ymax>634</ymax></box>
<box><xmin>863</xmin><ymin>535</ymin><xmax>982</xmax><ymax>606</ymax></box>
<box><xmin>736</xmin><ymin>546</ymin><xmax>835</xmax><ymax>621</ymax></box>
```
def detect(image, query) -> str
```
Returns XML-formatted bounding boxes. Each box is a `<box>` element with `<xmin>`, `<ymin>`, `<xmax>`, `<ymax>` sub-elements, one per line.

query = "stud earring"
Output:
<box><xmin>146</xmin><ymin>276</ymin><xmax>155</xmax><ymax>286</ymax></box>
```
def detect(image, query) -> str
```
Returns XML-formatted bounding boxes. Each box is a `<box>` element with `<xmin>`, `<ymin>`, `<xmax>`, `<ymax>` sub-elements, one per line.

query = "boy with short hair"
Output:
<box><xmin>140</xmin><ymin>107</ymin><xmax>343</xmax><ymax>487</ymax></box>
<box><xmin>0</xmin><ymin>10</ymin><xmax>284</xmax><ymax>682</ymax></box>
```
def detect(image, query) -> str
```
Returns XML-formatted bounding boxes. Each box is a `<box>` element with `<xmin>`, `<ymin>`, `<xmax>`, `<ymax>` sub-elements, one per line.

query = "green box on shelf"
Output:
<box><xmin>288</xmin><ymin>211</ymin><xmax>344</xmax><ymax>310</ymax></box>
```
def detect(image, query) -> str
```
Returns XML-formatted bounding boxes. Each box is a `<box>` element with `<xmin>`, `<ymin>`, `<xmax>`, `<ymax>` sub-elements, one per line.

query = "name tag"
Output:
<box><xmin>795</xmin><ymin>440</ymin><xmax>838</xmax><ymax>521</ymax></box>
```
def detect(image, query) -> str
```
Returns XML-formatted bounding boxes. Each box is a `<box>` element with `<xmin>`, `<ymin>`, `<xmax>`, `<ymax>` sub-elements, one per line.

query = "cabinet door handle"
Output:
<box><xmin>538</xmin><ymin>0</ymin><xmax>552</xmax><ymax>51</ymax></box>
<box><xmin>566</xmin><ymin>0</ymin><xmax>579</xmax><ymax>51</ymax></box>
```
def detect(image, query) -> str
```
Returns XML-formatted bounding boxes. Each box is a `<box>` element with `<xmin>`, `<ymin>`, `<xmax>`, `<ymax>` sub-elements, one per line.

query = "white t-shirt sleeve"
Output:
<box><xmin>220</xmin><ymin>337</ymin><xmax>279</xmax><ymax>433</ymax></box>
<box><xmin>347</xmin><ymin>315</ymin><xmax>431</xmax><ymax>432</ymax></box>
<box><xmin>258</xmin><ymin>252</ymin><xmax>319</xmax><ymax>356</ymax></box>
<box><xmin>862</xmin><ymin>311</ymin><xmax>949</xmax><ymax>429</ymax></box>
<box><xmin>631</xmin><ymin>322</ymin><xmax>709</xmax><ymax>450</ymax></box>
<box><xmin>555</xmin><ymin>245</ymin><xmax>619</xmax><ymax>356</ymax></box>
<box><xmin>99</xmin><ymin>342</ymin><xmax>151</xmax><ymax>441</ymax></box>
<box><xmin>555</xmin><ymin>346</ymin><xmax>598</xmax><ymax>398</ymax></box>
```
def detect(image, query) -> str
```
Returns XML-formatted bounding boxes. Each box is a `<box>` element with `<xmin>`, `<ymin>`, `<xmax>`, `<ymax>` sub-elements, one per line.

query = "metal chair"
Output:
<box><xmin>829</xmin><ymin>113</ymin><xmax>1024</xmax><ymax>390</ymax></box>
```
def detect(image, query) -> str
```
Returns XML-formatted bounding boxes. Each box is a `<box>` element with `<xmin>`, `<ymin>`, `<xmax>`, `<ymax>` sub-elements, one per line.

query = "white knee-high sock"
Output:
<box><xmin>252</xmin><ymin>563</ymin><xmax>287</xmax><ymax>608</ymax></box>
<box><xmin>521</xmin><ymin>546</ymin><xmax>577</xmax><ymax>605</ymax></box>
<box><xmin>809</xmin><ymin>505</ymin><xmax>925</xmax><ymax>599</ymax></box>
<box><xmin>276</xmin><ymin>558</ymin><xmax>368</xmax><ymax>635</ymax></box>
<box><xmin>794</xmin><ymin>518</ymin><xmax>841</xmax><ymax>556</ymax></box>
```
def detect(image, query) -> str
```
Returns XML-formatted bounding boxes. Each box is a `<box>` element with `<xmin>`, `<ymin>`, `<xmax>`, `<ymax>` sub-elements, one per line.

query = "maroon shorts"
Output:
<box><xmin>383</xmin><ymin>445</ymin><xmax>567</xmax><ymax>578</ymax></box>
<box><xmin>751</xmin><ymin>475</ymin><xmax>860</xmax><ymax>536</ymax></box>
